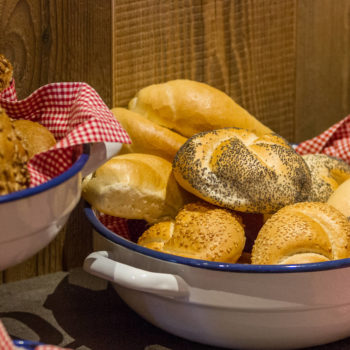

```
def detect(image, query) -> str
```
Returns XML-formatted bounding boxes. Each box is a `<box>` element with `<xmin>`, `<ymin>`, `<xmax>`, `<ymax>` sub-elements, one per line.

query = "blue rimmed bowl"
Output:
<box><xmin>0</xmin><ymin>142</ymin><xmax>122</xmax><ymax>271</ymax></box>
<box><xmin>13</xmin><ymin>339</ymin><xmax>44</xmax><ymax>349</ymax></box>
<box><xmin>83</xmin><ymin>204</ymin><xmax>350</xmax><ymax>350</ymax></box>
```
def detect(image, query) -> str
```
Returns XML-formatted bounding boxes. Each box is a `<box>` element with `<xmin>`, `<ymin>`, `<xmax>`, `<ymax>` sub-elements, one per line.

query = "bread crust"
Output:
<box><xmin>82</xmin><ymin>153</ymin><xmax>194</xmax><ymax>223</ymax></box>
<box><xmin>173</xmin><ymin>128</ymin><xmax>312</xmax><ymax>213</ymax></box>
<box><xmin>302</xmin><ymin>154</ymin><xmax>350</xmax><ymax>202</ymax></box>
<box><xmin>251</xmin><ymin>202</ymin><xmax>350</xmax><ymax>264</ymax></box>
<box><xmin>13</xmin><ymin>119</ymin><xmax>56</xmax><ymax>158</ymax></box>
<box><xmin>0</xmin><ymin>54</ymin><xmax>13</xmax><ymax>92</ymax></box>
<box><xmin>111</xmin><ymin>107</ymin><xmax>186</xmax><ymax>162</ymax></box>
<box><xmin>128</xmin><ymin>79</ymin><xmax>272</xmax><ymax>137</ymax></box>
<box><xmin>138</xmin><ymin>202</ymin><xmax>246</xmax><ymax>263</ymax></box>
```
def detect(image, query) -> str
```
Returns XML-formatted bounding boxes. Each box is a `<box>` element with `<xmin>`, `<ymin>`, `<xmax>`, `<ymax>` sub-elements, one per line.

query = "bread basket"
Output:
<box><xmin>83</xmin><ymin>204</ymin><xmax>350</xmax><ymax>350</ymax></box>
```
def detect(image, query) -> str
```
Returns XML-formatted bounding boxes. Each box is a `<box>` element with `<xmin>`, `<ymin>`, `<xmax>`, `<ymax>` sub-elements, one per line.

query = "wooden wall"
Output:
<box><xmin>0</xmin><ymin>0</ymin><xmax>350</xmax><ymax>282</ymax></box>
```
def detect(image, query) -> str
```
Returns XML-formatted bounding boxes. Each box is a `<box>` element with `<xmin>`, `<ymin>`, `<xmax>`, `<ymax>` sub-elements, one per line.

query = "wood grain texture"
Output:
<box><xmin>295</xmin><ymin>0</ymin><xmax>350</xmax><ymax>143</ymax></box>
<box><xmin>0</xmin><ymin>0</ymin><xmax>112</xmax><ymax>282</ymax></box>
<box><xmin>112</xmin><ymin>0</ymin><xmax>297</xmax><ymax>141</ymax></box>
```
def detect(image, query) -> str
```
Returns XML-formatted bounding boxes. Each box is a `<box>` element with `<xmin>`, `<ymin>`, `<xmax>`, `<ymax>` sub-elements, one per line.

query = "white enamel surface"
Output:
<box><xmin>81</xmin><ymin>142</ymin><xmax>122</xmax><ymax>177</ymax></box>
<box><xmin>0</xmin><ymin>173</ymin><xmax>82</xmax><ymax>270</ymax></box>
<box><xmin>87</xmin><ymin>231</ymin><xmax>350</xmax><ymax>349</ymax></box>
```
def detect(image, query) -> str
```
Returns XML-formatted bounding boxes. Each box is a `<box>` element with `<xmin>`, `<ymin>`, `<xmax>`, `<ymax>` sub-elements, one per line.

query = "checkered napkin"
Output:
<box><xmin>295</xmin><ymin>115</ymin><xmax>350</xmax><ymax>163</ymax></box>
<box><xmin>0</xmin><ymin>80</ymin><xmax>131</xmax><ymax>186</ymax></box>
<box><xmin>0</xmin><ymin>320</ymin><xmax>71</xmax><ymax>350</ymax></box>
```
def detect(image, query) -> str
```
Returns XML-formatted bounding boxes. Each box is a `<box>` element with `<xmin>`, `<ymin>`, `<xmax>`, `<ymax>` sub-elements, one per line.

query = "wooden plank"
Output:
<box><xmin>112</xmin><ymin>0</ymin><xmax>297</xmax><ymax>141</ymax></box>
<box><xmin>0</xmin><ymin>0</ymin><xmax>112</xmax><ymax>282</ymax></box>
<box><xmin>295</xmin><ymin>0</ymin><xmax>350</xmax><ymax>143</ymax></box>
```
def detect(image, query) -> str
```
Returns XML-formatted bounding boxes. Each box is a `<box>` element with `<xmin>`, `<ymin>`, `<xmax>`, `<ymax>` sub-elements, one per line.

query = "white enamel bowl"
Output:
<box><xmin>84</xmin><ymin>206</ymin><xmax>350</xmax><ymax>350</ymax></box>
<box><xmin>0</xmin><ymin>142</ymin><xmax>121</xmax><ymax>271</ymax></box>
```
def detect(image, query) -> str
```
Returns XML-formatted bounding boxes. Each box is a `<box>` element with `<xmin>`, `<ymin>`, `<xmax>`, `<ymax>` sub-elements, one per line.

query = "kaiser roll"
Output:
<box><xmin>173</xmin><ymin>128</ymin><xmax>312</xmax><ymax>214</ymax></box>
<box><xmin>138</xmin><ymin>201</ymin><xmax>246</xmax><ymax>263</ymax></box>
<box><xmin>251</xmin><ymin>202</ymin><xmax>350</xmax><ymax>265</ymax></box>
<box><xmin>82</xmin><ymin>153</ymin><xmax>194</xmax><ymax>223</ymax></box>
<box><xmin>128</xmin><ymin>79</ymin><xmax>272</xmax><ymax>137</ymax></box>
<box><xmin>327</xmin><ymin>178</ymin><xmax>350</xmax><ymax>218</ymax></box>
<box><xmin>302</xmin><ymin>154</ymin><xmax>350</xmax><ymax>202</ymax></box>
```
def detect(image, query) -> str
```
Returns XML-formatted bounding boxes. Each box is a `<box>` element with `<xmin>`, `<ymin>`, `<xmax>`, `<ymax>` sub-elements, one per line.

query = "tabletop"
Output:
<box><xmin>1</xmin><ymin>268</ymin><xmax>350</xmax><ymax>350</ymax></box>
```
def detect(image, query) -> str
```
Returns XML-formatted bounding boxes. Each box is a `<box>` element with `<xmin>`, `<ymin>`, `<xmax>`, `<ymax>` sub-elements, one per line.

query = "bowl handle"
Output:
<box><xmin>83</xmin><ymin>251</ymin><xmax>190</xmax><ymax>298</ymax></box>
<box><xmin>81</xmin><ymin>142</ymin><xmax>123</xmax><ymax>177</ymax></box>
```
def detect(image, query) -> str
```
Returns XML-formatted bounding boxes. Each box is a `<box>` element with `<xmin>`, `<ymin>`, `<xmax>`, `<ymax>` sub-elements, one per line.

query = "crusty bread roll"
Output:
<box><xmin>327</xmin><ymin>178</ymin><xmax>350</xmax><ymax>218</ymax></box>
<box><xmin>0</xmin><ymin>109</ymin><xmax>30</xmax><ymax>195</ymax></box>
<box><xmin>111</xmin><ymin>107</ymin><xmax>186</xmax><ymax>162</ymax></box>
<box><xmin>82</xmin><ymin>153</ymin><xmax>194</xmax><ymax>223</ymax></box>
<box><xmin>128</xmin><ymin>79</ymin><xmax>272</xmax><ymax>137</ymax></box>
<box><xmin>13</xmin><ymin>119</ymin><xmax>56</xmax><ymax>159</ymax></box>
<box><xmin>302</xmin><ymin>154</ymin><xmax>350</xmax><ymax>202</ymax></box>
<box><xmin>0</xmin><ymin>54</ymin><xmax>13</xmax><ymax>92</ymax></box>
<box><xmin>251</xmin><ymin>202</ymin><xmax>350</xmax><ymax>265</ymax></box>
<box><xmin>138</xmin><ymin>202</ymin><xmax>246</xmax><ymax>263</ymax></box>
<box><xmin>173</xmin><ymin>128</ymin><xmax>312</xmax><ymax>214</ymax></box>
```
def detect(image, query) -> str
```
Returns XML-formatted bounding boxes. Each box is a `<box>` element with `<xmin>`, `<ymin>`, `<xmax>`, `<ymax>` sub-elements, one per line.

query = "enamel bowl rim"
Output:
<box><xmin>0</xmin><ymin>145</ymin><xmax>90</xmax><ymax>204</ymax></box>
<box><xmin>84</xmin><ymin>203</ymin><xmax>350</xmax><ymax>274</ymax></box>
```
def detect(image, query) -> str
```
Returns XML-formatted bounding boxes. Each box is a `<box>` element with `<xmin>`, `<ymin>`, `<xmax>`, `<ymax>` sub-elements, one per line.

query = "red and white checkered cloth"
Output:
<box><xmin>0</xmin><ymin>320</ymin><xmax>71</xmax><ymax>350</ymax></box>
<box><xmin>0</xmin><ymin>80</ymin><xmax>131</xmax><ymax>186</ymax></box>
<box><xmin>296</xmin><ymin>115</ymin><xmax>350</xmax><ymax>163</ymax></box>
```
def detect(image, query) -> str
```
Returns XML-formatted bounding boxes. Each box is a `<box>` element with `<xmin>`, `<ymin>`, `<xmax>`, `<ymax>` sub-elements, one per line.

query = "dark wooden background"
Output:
<box><xmin>1</xmin><ymin>0</ymin><xmax>350</xmax><ymax>282</ymax></box>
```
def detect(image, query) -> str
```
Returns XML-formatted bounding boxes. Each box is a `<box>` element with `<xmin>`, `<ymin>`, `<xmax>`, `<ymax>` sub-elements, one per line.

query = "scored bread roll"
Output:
<box><xmin>327</xmin><ymin>178</ymin><xmax>350</xmax><ymax>218</ymax></box>
<box><xmin>251</xmin><ymin>202</ymin><xmax>350</xmax><ymax>265</ymax></box>
<box><xmin>111</xmin><ymin>107</ymin><xmax>186</xmax><ymax>162</ymax></box>
<box><xmin>0</xmin><ymin>108</ymin><xmax>30</xmax><ymax>195</ymax></box>
<box><xmin>13</xmin><ymin>119</ymin><xmax>56</xmax><ymax>158</ymax></box>
<box><xmin>302</xmin><ymin>154</ymin><xmax>350</xmax><ymax>202</ymax></box>
<box><xmin>82</xmin><ymin>153</ymin><xmax>194</xmax><ymax>223</ymax></box>
<box><xmin>128</xmin><ymin>79</ymin><xmax>272</xmax><ymax>137</ymax></box>
<box><xmin>138</xmin><ymin>202</ymin><xmax>246</xmax><ymax>263</ymax></box>
<box><xmin>173</xmin><ymin>128</ymin><xmax>312</xmax><ymax>214</ymax></box>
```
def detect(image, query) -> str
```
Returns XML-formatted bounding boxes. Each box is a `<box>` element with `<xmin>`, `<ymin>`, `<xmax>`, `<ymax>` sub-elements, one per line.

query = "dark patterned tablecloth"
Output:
<box><xmin>1</xmin><ymin>268</ymin><xmax>350</xmax><ymax>350</ymax></box>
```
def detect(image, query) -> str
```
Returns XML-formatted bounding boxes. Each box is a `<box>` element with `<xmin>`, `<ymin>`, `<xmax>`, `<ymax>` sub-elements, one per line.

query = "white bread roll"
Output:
<box><xmin>251</xmin><ymin>202</ymin><xmax>350</xmax><ymax>265</ymax></box>
<box><xmin>327</xmin><ymin>178</ymin><xmax>350</xmax><ymax>218</ymax></box>
<box><xmin>111</xmin><ymin>107</ymin><xmax>186</xmax><ymax>162</ymax></box>
<box><xmin>173</xmin><ymin>128</ymin><xmax>312</xmax><ymax>214</ymax></box>
<box><xmin>82</xmin><ymin>153</ymin><xmax>194</xmax><ymax>223</ymax></box>
<box><xmin>302</xmin><ymin>154</ymin><xmax>350</xmax><ymax>202</ymax></box>
<box><xmin>138</xmin><ymin>202</ymin><xmax>246</xmax><ymax>263</ymax></box>
<box><xmin>128</xmin><ymin>79</ymin><xmax>272</xmax><ymax>137</ymax></box>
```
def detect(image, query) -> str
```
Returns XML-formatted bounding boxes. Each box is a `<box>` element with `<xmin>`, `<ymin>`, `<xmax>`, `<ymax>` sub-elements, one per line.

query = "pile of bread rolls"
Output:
<box><xmin>0</xmin><ymin>54</ymin><xmax>57</xmax><ymax>195</ymax></box>
<box><xmin>82</xmin><ymin>79</ymin><xmax>350</xmax><ymax>265</ymax></box>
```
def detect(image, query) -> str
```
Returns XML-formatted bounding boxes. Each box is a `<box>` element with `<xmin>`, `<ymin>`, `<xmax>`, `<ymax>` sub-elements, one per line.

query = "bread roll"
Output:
<box><xmin>302</xmin><ymin>154</ymin><xmax>350</xmax><ymax>202</ymax></box>
<box><xmin>138</xmin><ymin>202</ymin><xmax>246</xmax><ymax>263</ymax></box>
<box><xmin>251</xmin><ymin>202</ymin><xmax>350</xmax><ymax>265</ymax></box>
<box><xmin>327</xmin><ymin>178</ymin><xmax>350</xmax><ymax>218</ymax></box>
<box><xmin>13</xmin><ymin>120</ymin><xmax>56</xmax><ymax>159</ymax></box>
<box><xmin>82</xmin><ymin>153</ymin><xmax>194</xmax><ymax>223</ymax></box>
<box><xmin>0</xmin><ymin>54</ymin><xmax>13</xmax><ymax>92</ymax></box>
<box><xmin>173</xmin><ymin>128</ymin><xmax>312</xmax><ymax>214</ymax></box>
<box><xmin>128</xmin><ymin>79</ymin><xmax>272</xmax><ymax>137</ymax></box>
<box><xmin>0</xmin><ymin>109</ymin><xmax>30</xmax><ymax>195</ymax></box>
<box><xmin>111</xmin><ymin>107</ymin><xmax>186</xmax><ymax>162</ymax></box>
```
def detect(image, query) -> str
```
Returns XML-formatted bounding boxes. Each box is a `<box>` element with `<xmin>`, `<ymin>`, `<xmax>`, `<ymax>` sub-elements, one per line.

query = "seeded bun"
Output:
<box><xmin>0</xmin><ymin>54</ymin><xmax>13</xmax><ymax>92</ymax></box>
<box><xmin>173</xmin><ymin>128</ymin><xmax>312</xmax><ymax>214</ymax></box>
<box><xmin>13</xmin><ymin>120</ymin><xmax>56</xmax><ymax>159</ymax></box>
<box><xmin>128</xmin><ymin>79</ymin><xmax>272</xmax><ymax>137</ymax></box>
<box><xmin>251</xmin><ymin>202</ymin><xmax>350</xmax><ymax>265</ymax></box>
<box><xmin>0</xmin><ymin>109</ymin><xmax>30</xmax><ymax>195</ymax></box>
<box><xmin>82</xmin><ymin>153</ymin><xmax>194</xmax><ymax>223</ymax></box>
<box><xmin>111</xmin><ymin>107</ymin><xmax>186</xmax><ymax>162</ymax></box>
<box><xmin>302</xmin><ymin>154</ymin><xmax>350</xmax><ymax>202</ymax></box>
<box><xmin>138</xmin><ymin>202</ymin><xmax>246</xmax><ymax>263</ymax></box>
